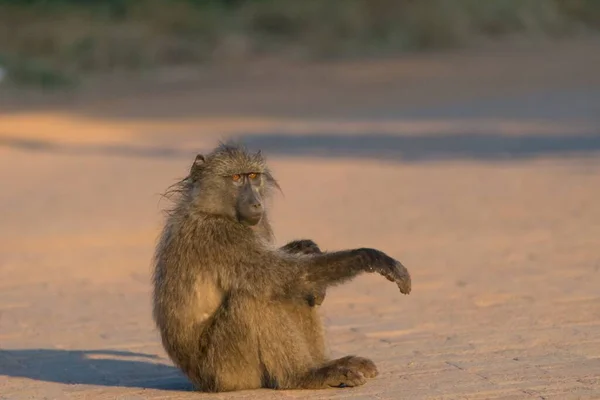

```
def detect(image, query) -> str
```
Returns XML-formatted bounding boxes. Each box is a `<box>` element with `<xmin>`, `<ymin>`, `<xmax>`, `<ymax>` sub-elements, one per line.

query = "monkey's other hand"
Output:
<box><xmin>306</xmin><ymin>285</ymin><xmax>326</xmax><ymax>307</ymax></box>
<box><xmin>356</xmin><ymin>248</ymin><xmax>412</xmax><ymax>295</ymax></box>
<box><xmin>281</xmin><ymin>239</ymin><xmax>322</xmax><ymax>255</ymax></box>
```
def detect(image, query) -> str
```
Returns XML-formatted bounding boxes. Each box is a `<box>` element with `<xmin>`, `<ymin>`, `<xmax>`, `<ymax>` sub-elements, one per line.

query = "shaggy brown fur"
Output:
<box><xmin>152</xmin><ymin>142</ymin><xmax>411</xmax><ymax>392</ymax></box>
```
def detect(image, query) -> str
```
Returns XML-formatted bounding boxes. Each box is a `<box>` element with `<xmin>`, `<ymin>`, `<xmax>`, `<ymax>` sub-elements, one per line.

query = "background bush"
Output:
<box><xmin>1</xmin><ymin>0</ymin><xmax>599</xmax><ymax>88</ymax></box>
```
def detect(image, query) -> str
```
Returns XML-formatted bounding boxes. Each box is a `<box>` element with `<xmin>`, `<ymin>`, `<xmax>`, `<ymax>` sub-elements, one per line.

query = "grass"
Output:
<box><xmin>0</xmin><ymin>0</ymin><xmax>599</xmax><ymax>89</ymax></box>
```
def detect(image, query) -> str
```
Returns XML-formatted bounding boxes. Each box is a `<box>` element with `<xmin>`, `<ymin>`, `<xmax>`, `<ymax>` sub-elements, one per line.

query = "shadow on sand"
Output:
<box><xmin>237</xmin><ymin>132</ymin><xmax>600</xmax><ymax>162</ymax></box>
<box><xmin>0</xmin><ymin>349</ymin><xmax>193</xmax><ymax>391</ymax></box>
<box><xmin>1</xmin><ymin>132</ymin><xmax>600</xmax><ymax>162</ymax></box>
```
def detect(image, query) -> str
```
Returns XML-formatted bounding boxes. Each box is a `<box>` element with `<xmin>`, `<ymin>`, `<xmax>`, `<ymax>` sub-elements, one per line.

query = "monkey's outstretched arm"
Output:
<box><xmin>301</xmin><ymin>248</ymin><xmax>412</xmax><ymax>295</ymax></box>
<box><xmin>215</xmin><ymin>230</ymin><xmax>409</xmax><ymax>298</ymax></box>
<box><xmin>278</xmin><ymin>241</ymin><xmax>409</xmax><ymax>293</ymax></box>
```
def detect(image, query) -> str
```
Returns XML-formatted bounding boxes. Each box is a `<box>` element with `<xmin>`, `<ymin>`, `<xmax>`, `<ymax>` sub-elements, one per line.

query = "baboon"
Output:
<box><xmin>152</xmin><ymin>142</ymin><xmax>411</xmax><ymax>392</ymax></box>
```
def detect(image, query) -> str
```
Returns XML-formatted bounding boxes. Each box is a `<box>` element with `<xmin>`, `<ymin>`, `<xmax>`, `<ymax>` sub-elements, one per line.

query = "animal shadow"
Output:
<box><xmin>0</xmin><ymin>348</ymin><xmax>193</xmax><ymax>391</ymax></box>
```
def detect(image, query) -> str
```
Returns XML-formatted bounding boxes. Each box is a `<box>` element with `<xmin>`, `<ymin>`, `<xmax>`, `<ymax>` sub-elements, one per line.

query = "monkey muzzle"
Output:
<box><xmin>237</xmin><ymin>187</ymin><xmax>263</xmax><ymax>226</ymax></box>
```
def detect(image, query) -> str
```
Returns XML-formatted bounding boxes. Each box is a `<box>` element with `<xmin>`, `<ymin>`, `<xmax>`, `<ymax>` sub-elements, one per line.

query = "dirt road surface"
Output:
<box><xmin>1</xmin><ymin>39</ymin><xmax>600</xmax><ymax>399</ymax></box>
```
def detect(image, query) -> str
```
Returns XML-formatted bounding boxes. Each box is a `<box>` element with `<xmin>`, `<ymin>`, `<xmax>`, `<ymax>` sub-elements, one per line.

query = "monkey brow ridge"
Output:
<box><xmin>205</xmin><ymin>143</ymin><xmax>268</xmax><ymax>176</ymax></box>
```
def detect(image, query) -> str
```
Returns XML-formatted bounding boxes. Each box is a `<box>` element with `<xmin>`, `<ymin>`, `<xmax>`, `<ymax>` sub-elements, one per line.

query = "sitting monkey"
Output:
<box><xmin>152</xmin><ymin>143</ymin><xmax>412</xmax><ymax>392</ymax></box>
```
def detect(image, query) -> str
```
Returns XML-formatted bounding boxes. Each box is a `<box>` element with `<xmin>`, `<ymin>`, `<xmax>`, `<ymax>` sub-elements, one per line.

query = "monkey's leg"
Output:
<box><xmin>193</xmin><ymin>303</ymin><xmax>263</xmax><ymax>392</ymax></box>
<box><xmin>257</xmin><ymin>303</ymin><xmax>372</xmax><ymax>390</ymax></box>
<box><xmin>275</xmin><ymin>306</ymin><xmax>376</xmax><ymax>382</ymax></box>
<box><xmin>282</xmin><ymin>303</ymin><xmax>327</xmax><ymax>364</ymax></box>
<box><xmin>254</xmin><ymin>301</ymin><xmax>321</xmax><ymax>389</ymax></box>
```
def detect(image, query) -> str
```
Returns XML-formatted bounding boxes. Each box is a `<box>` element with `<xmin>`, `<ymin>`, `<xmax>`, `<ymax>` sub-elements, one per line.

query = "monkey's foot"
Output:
<box><xmin>296</xmin><ymin>358</ymin><xmax>370</xmax><ymax>389</ymax></box>
<box><xmin>323</xmin><ymin>365</ymin><xmax>367</xmax><ymax>388</ymax></box>
<box><xmin>337</xmin><ymin>356</ymin><xmax>378</xmax><ymax>379</ymax></box>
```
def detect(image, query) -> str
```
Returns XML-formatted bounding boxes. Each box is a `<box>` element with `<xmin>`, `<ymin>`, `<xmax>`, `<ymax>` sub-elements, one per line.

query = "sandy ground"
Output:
<box><xmin>1</xmin><ymin>39</ymin><xmax>600</xmax><ymax>399</ymax></box>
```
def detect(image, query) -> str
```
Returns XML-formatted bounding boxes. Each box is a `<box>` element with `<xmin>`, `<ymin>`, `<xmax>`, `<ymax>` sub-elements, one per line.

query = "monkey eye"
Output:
<box><xmin>232</xmin><ymin>174</ymin><xmax>241</xmax><ymax>182</ymax></box>
<box><xmin>248</xmin><ymin>172</ymin><xmax>258</xmax><ymax>180</ymax></box>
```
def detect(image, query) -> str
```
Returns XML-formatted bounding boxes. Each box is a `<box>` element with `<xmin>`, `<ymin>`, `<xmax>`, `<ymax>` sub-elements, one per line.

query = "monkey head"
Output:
<box><xmin>186</xmin><ymin>143</ymin><xmax>280</xmax><ymax>227</ymax></box>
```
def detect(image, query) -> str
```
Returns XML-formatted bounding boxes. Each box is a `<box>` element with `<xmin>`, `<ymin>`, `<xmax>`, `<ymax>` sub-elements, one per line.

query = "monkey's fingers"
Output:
<box><xmin>376</xmin><ymin>263</ymin><xmax>411</xmax><ymax>294</ymax></box>
<box><xmin>394</xmin><ymin>261</ymin><xmax>411</xmax><ymax>294</ymax></box>
<box><xmin>396</xmin><ymin>274</ymin><xmax>411</xmax><ymax>294</ymax></box>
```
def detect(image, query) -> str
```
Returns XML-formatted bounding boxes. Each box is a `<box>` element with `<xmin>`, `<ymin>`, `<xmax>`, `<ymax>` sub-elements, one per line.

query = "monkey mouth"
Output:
<box><xmin>239</xmin><ymin>213</ymin><xmax>262</xmax><ymax>226</ymax></box>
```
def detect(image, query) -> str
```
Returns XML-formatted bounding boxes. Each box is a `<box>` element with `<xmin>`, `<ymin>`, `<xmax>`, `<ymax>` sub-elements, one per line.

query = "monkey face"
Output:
<box><xmin>183</xmin><ymin>144</ymin><xmax>280</xmax><ymax>226</ymax></box>
<box><xmin>232</xmin><ymin>172</ymin><xmax>264</xmax><ymax>226</ymax></box>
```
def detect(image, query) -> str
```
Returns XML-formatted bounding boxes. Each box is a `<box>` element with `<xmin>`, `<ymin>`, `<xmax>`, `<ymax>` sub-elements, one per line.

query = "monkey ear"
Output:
<box><xmin>190</xmin><ymin>154</ymin><xmax>205</xmax><ymax>173</ymax></box>
<box><xmin>193</xmin><ymin>154</ymin><xmax>205</xmax><ymax>167</ymax></box>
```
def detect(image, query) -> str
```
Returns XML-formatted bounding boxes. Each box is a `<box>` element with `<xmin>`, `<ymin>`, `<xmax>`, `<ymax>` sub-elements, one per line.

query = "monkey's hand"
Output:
<box><xmin>281</xmin><ymin>239</ymin><xmax>322</xmax><ymax>255</ymax></box>
<box><xmin>355</xmin><ymin>248</ymin><xmax>412</xmax><ymax>295</ymax></box>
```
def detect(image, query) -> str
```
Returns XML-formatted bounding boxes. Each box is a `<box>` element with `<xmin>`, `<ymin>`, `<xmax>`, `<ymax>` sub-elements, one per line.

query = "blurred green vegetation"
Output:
<box><xmin>1</xmin><ymin>0</ymin><xmax>599</xmax><ymax>89</ymax></box>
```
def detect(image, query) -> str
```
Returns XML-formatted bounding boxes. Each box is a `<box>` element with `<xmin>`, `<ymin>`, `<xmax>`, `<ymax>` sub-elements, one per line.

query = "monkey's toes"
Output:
<box><xmin>344</xmin><ymin>356</ymin><xmax>379</xmax><ymax>379</ymax></box>
<box><xmin>328</xmin><ymin>367</ymin><xmax>367</xmax><ymax>388</ymax></box>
